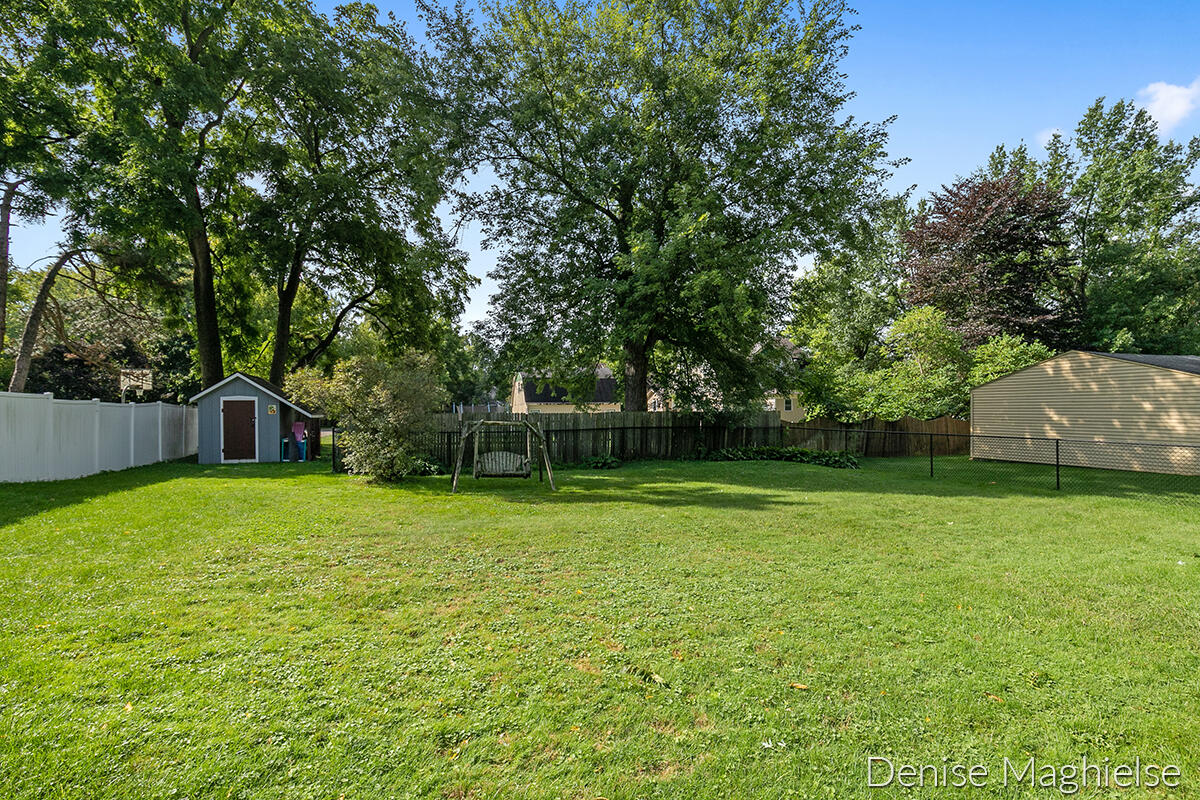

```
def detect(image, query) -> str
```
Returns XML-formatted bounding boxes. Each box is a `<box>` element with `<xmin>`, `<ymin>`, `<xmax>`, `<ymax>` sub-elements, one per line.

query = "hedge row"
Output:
<box><xmin>703</xmin><ymin>445</ymin><xmax>859</xmax><ymax>469</ymax></box>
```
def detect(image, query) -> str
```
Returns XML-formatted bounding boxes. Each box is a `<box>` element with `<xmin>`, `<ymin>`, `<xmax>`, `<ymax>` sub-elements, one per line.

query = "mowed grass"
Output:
<box><xmin>1</xmin><ymin>458</ymin><xmax>1198</xmax><ymax>798</ymax></box>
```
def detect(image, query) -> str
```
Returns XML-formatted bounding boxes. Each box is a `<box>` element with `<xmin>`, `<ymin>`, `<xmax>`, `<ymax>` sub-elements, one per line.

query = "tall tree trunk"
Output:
<box><xmin>8</xmin><ymin>248</ymin><xmax>78</xmax><ymax>392</ymax></box>
<box><xmin>0</xmin><ymin>180</ymin><xmax>25</xmax><ymax>354</ymax></box>
<box><xmin>185</xmin><ymin>183</ymin><xmax>224</xmax><ymax>387</ymax></box>
<box><xmin>269</xmin><ymin>246</ymin><xmax>305</xmax><ymax>386</ymax></box>
<box><xmin>623</xmin><ymin>339</ymin><xmax>649</xmax><ymax>411</ymax></box>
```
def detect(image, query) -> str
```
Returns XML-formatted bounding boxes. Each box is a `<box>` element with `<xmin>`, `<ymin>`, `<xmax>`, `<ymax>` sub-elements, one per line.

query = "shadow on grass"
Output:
<box><xmin>0</xmin><ymin>457</ymin><xmax>334</xmax><ymax>529</ymax></box>
<box><xmin>439</xmin><ymin>470</ymin><xmax>811</xmax><ymax>511</ymax></box>
<box><xmin>432</xmin><ymin>457</ymin><xmax>1200</xmax><ymax>509</ymax></box>
<box><xmin>3</xmin><ymin>454</ymin><xmax>1193</xmax><ymax>531</ymax></box>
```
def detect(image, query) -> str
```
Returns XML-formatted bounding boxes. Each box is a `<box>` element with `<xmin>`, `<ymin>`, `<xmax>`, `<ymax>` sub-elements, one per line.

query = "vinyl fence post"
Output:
<box><xmin>128</xmin><ymin>402</ymin><xmax>136</xmax><ymax>468</ymax></box>
<box><xmin>929</xmin><ymin>432</ymin><xmax>934</xmax><ymax>478</ymax></box>
<box><xmin>331</xmin><ymin>426</ymin><xmax>337</xmax><ymax>473</ymax></box>
<box><xmin>43</xmin><ymin>392</ymin><xmax>55</xmax><ymax>481</ymax></box>
<box><xmin>93</xmin><ymin>399</ymin><xmax>101</xmax><ymax>475</ymax></box>
<box><xmin>1055</xmin><ymin>439</ymin><xmax>1061</xmax><ymax>490</ymax></box>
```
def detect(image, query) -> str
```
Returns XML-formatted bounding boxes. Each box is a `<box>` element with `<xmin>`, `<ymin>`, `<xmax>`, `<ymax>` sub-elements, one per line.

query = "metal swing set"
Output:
<box><xmin>450</xmin><ymin>419</ymin><xmax>557</xmax><ymax>493</ymax></box>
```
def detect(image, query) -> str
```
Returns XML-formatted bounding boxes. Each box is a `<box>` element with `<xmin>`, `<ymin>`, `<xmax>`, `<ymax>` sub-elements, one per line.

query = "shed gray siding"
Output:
<box><xmin>196</xmin><ymin>376</ymin><xmax>282</xmax><ymax>464</ymax></box>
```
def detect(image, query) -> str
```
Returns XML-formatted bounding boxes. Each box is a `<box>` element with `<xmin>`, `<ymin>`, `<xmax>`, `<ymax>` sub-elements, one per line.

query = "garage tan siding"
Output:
<box><xmin>970</xmin><ymin>351</ymin><xmax>1200</xmax><ymax>474</ymax></box>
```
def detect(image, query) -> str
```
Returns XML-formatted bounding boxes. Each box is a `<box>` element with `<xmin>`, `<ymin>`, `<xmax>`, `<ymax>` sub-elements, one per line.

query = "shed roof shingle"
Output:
<box><xmin>190</xmin><ymin>371</ymin><xmax>320</xmax><ymax>416</ymax></box>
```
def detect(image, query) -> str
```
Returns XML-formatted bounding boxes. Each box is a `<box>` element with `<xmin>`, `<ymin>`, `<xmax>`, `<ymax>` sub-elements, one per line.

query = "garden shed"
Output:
<box><xmin>970</xmin><ymin>351</ymin><xmax>1200</xmax><ymax>473</ymax></box>
<box><xmin>191</xmin><ymin>372</ymin><xmax>322</xmax><ymax>464</ymax></box>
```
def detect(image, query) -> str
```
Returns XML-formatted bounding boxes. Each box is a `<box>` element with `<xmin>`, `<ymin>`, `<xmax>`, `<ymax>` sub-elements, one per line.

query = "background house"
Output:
<box><xmin>510</xmin><ymin>366</ymin><xmax>621</xmax><ymax>413</ymax></box>
<box><xmin>765</xmin><ymin>391</ymin><xmax>805</xmax><ymax>422</ymax></box>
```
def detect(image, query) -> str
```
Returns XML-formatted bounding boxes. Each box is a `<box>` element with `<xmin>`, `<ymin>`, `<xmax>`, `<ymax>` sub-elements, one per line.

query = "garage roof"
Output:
<box><xmin>1085</xmin><ymin>352</ymin><xmax>1200</xmax><ymax>377</ymax></box>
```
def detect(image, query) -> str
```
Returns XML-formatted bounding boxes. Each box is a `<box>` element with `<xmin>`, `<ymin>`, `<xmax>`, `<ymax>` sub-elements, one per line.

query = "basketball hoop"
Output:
<box><xmin>120</xmin><ymin>369</ymin><xmax>153</xmax><ymax>402</ymax></box>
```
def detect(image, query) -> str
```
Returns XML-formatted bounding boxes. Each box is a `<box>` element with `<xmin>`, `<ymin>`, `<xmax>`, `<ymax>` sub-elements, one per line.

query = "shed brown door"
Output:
<box><xmin>222</xmin><ymin>399</ymin><xmax>257</xmax><ymax>461</ymax></box>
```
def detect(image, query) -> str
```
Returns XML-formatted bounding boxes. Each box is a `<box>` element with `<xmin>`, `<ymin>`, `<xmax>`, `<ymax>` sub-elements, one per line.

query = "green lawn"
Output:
<box><xmin>1</xmin><ymin>458</ymin><xmax>1198</xmax><ymax>798</ymax></box>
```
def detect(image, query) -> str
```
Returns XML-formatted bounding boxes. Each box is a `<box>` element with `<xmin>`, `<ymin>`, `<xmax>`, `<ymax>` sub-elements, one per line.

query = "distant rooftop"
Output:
<box><xmin>523</xmin><ymin>377</ymin><xmax>617</xmax><ymax>404</ymax></box>
<box><xmin>520</xmin><ymin>364</ymin><xmax>617</xmax><ymax>405</ymax></box>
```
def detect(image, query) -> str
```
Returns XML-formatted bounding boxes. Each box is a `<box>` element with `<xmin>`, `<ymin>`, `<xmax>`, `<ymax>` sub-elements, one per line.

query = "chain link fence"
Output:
<box><xmin>786</xmin><ymin>426</ymin><xmax>1200</xmax><ymax>503</ymax></box>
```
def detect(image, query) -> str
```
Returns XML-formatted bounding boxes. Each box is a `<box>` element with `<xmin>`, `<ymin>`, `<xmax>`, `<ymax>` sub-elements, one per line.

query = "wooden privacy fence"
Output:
<box><xmin>0</xmin><ymin>391</ymin><xmax>198</xmax><ymax>482</ymax></box>
<box><xmin>784</xmin><ymin>415</ymin><xmax>971</xmax><ymax>457</ymax></box>
<box><xmin>417</xmin><ymin>411</ymin><xmax>783</xmax><ymax>468</ymax></box>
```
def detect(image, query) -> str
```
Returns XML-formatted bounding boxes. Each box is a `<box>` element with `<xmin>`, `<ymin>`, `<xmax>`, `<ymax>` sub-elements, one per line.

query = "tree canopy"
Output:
<box><xmin>3</xmin><ymin>0</ymin><xmax>474</xmax><ymax>395</ymax></box>
<box><xmin>905</xmin><ymin>170</ymin><xmax>1071</xmax><ymax>348</ymax></box>
<box><xmin>792</xmin><ymin>97</ymin><xmax>1200</xmax><ymax>422</ymax></box>
<box><xmin>428</xmin><ymin>0</ymin><xmax>896</xmax><ymax>410</ymax></box>
<box><xmin>7</xmin><ymin>4</ymin><xmax>1200</xmax><ymax>422</ymax></box>
<box><xmin>988</xmin><ymin>99</ymin><xmax>1200</xmax><ymax>352</ymax></box>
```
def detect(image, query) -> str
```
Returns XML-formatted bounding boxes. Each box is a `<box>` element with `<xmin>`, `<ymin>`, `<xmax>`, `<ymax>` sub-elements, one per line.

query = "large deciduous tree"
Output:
<box><xmin>904</xmin><ymin>170</ymin><xmax>1071</xmax><ymax>347</ymax></box>
<box><xmin>78</xmin><ymin>0</ymin><xmax>293</xmax><ymax>387</ymax></box>
<box><xmin>428</xmin><ymin>0</ymin><xmax>894</xmax><ymax>410</ymax></box>
<box><xmin>227</xmin><ymin>3</ymin><xmax>472</xmax><ymax>385</ymax></box>
<box><xmin>989</xmin><ymin>100</ymin><xmax>1200</xmax><ymax>353</ymax></box>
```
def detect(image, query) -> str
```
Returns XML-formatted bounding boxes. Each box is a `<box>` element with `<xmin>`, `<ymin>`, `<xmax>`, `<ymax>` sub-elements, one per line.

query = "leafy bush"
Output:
<box><xmin>705</xmin><ymin>445</ymin><xmax>858</xmax><ymax>469</ymax></box>
<box><xmin>410</xmin><ymin>458</ymin><xmax>444</xmax><ymax>477</ymax></box>
<box><xmin>581</xmin><ymin>454</ymin><xmax>621</xmax><ymax>469</ymax></box>
<box><xmin>288</xmin><ymin>353</ymin><xmax>447</xmax><ymax>481</ymax></box>
<box><xmin>968</xmin><ymin>333</ymin><xmax>1053</xmax><ymax>387</ymax></box>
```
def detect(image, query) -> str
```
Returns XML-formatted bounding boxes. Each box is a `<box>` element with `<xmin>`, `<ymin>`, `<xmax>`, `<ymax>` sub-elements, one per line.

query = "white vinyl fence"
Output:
<box><xmin>0</xmin><ymin>391</ymin><xmax>198</xmax><ymax>483</ymax></box>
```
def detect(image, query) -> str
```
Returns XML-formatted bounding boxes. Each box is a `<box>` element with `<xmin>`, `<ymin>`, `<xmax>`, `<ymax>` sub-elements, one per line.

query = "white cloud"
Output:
<box><xmin>1137</xmin><ymin>76</ymin><xmax>1200</xmax><ymax>134</ymax></box>
<box><xmin>1035</xmin><ymin>127</ymin><xmax>1063</xmax><ymax>149</ymax></box>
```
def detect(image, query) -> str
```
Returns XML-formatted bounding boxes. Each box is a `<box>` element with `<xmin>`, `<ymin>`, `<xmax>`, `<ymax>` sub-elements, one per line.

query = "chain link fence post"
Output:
<box><xmin>1055</xmin><ymin>439</ymin><xmax>1061</xmax><ymax>490</ymax></box>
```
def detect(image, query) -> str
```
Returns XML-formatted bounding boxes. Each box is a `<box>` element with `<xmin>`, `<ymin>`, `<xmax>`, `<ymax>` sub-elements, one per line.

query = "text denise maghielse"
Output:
<box><xmin>867</xmin><ymin>756</ymin><xmax>1181</xmax><ymax>794</ymax></box>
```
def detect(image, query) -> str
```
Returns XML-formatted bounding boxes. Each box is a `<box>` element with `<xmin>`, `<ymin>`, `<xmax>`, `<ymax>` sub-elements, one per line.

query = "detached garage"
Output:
<box><xmin>191</xmin><ymin>372</ymin><xmax>323</xmax><ymax>465</ymax></box>
<box><xmin>970</xmin><ymin>351</ymin><xmax>1200</xmax><ymax>474</ymax></box>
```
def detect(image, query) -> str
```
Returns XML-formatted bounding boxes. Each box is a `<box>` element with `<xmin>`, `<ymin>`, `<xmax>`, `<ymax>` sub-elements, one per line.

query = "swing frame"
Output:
<box><xmin>451</xmin><ymin>419</ymin><xmax>556</xmax><ymax>493</ymax></box>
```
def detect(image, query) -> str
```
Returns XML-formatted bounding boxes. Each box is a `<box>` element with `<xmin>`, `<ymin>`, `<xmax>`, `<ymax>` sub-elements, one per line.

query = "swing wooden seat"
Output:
<box><xmin>476</xmin><ymin>450</ymin><xmax>530</xmax><ymax>478</ymax></box>
<box><xmin>452</xmin><ymin>418</ymin><xmax>556</xmax><ymax>492</ymax></box>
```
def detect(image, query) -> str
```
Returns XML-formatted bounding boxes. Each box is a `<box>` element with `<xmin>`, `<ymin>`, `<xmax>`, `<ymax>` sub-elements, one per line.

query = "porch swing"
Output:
<box><xmin>451</xmin><ymin>419</ymin><xmax>557</xmax><ymax>492</ymax></box>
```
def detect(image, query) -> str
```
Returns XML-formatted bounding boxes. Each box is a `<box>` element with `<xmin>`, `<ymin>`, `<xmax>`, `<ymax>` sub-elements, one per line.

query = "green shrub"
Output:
<box><xmin>581</xmin><ymin>454</ymin><xmax>621</xmax><ymax>470</ymax></box>
<box><xmin>288</xmin><ymin>353</ymin><xmax>448</xmax><ymax>481</ymax></box>
<box><xmin>410</xmin><ymin>458</ymin><xmax>444</xmax><ymax>477</ymax></box>
<box><xmin>704</xmin><ymin>445</ymin><xmax>858</xmax><ymax>469</ymax></box>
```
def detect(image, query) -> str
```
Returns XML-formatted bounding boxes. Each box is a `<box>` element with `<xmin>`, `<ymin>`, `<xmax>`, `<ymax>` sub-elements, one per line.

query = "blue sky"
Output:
<box><xmin>11</xmin><ymin>0</ymin><xmax>1200</xmax><ymax>323</ymax></box>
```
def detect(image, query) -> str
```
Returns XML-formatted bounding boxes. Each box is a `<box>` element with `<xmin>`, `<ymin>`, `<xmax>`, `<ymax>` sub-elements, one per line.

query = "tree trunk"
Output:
<box><xmin>269</xmin><ymin>246</ymin><xmax>305</xmax><ymax>386</ymax></box>
<box><xmin>185</xmin><ymin>183</ymin><xmax>224</xmax><ymax>387</ymax></box>
<box><xmin>0</xmin><ymin>180</ymin><xmax>24</xmax><ymax>354</ymax></box>
<box><xmin>8</xmin><ymin>248</ymin><xmax>78</xmax><ymax>392</ymax></box>
<box><xmin>292</xmin><ymin>286</ymin><xmax>377</xmax><ymax>372</ymax></box>
<box><xmin>623</xmin><ymin>339</ymin><xmax>649</xmax><ymax>412</ymax></box>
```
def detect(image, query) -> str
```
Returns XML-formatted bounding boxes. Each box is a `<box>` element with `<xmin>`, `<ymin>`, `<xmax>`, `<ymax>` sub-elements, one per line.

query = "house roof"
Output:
<box><xmin>523</xmin><ymin>377</ymin><xmax>618</xmax><ymax>405</ymax></box>
<box><xmin>189</xmin><ymin>371</ymin><xmax>322</xmax><ymax>417</ymax></box>
<box><xmin>519</xmin><ymin>365</ymin><xmax>618</xmax><ymax>405</ymax></box>
<box><xmin>1084</xmin><ymin>352</ymin><xmax>1200</xmax><ymax>377</ymax></box>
